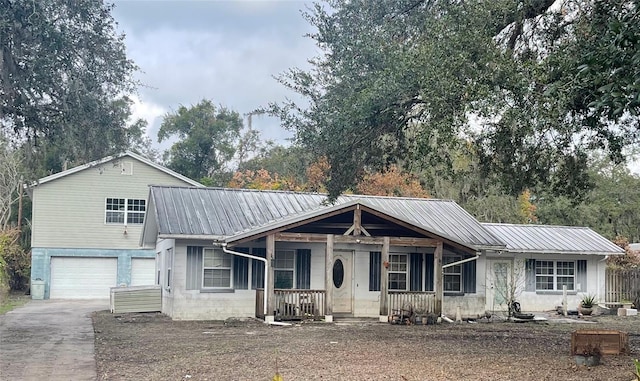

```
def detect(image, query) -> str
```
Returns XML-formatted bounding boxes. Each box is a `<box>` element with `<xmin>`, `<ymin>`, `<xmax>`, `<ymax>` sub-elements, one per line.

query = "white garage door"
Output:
<box><xmin>131</xmin><ymin>258</ymin><xmax>156</xmax><ymax>286</ymax></box>
<box><xmin>50</xmin><ymin>257</ymin><xmax>117</xmax><ymax>299</ymax></box>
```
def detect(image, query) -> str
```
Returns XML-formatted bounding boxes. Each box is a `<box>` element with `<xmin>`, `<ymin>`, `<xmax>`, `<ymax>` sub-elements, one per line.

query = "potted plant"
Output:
<box><xmin>580</xmin><ymin>294</ymin><xmax>597</xmax><ymax>316</ymax></box>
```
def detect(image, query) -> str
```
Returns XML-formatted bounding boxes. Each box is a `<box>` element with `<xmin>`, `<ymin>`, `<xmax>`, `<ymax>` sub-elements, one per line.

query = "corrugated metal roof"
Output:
<box><xmin>147</xmin><ymin>186</ymin><xmax>505</xmax><ymax>249</ymax></box>
<box><xmin>482</xmin><ymin>223</ymin><xmax>624</xmax><ymax>255</ymax></box>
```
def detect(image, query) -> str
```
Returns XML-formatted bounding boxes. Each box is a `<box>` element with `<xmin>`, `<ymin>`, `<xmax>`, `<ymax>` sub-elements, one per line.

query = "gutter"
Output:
<box><xmin>220</xmin><ymin>243</ymin><xmax>269</xmax><ymax>319</ymax></box>
<box><xmin>442</xmin><ymin>255</ymin><xmax>480</xmax><ymax>269</ymax></box>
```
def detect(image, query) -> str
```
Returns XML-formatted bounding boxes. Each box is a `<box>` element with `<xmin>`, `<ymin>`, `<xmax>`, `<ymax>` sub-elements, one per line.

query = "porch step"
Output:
<box><xmin>333</xmin><ymin>317</ymin><xmax>380</xmax><ymax>325</ymax></box>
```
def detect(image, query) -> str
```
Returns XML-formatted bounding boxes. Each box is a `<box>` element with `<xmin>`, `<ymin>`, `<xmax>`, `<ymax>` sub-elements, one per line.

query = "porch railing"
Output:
<box><xmin>255</xmin><ymin>289</ymin><xmax>326</xmax><ymax>320</ymax></box>
<box><xmin>389</xmin><ymin>291</ymin><xmax>436</xmax><ymax>315</ymax></box>
<box><xmin>275</xmin><ymin>289</ymin><xmax>325</xmax><ymax>320</ymax></box>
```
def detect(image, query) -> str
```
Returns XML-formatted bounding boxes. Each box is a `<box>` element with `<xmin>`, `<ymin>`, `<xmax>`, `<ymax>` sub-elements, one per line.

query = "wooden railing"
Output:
<box><xmin>389</xmin><ymin>291</ymin><xmax>436</xmax><ymax>315</ymax></box>
<box><xmin>275</xmin><ymin>289</ymin><xmax>325</xmax><ymax>320</ymax></box>
<box><xmin>255</xmin><ymin>289</ymin><xmax>326</xmax><ymax>320</ymax></box>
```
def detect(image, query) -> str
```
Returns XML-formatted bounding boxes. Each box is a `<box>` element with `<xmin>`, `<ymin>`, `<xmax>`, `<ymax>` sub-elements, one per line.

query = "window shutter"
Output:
<box><xmin>425</xmin><ymin>253</ymin><xmax>434</xmax><ymax>291</ymax></box>
<box><xmin>410</xmin><ymin>253</ymin><xmax>423</xmax><ymax>291</ymax></box>
<box><xmin>369</xmin><ymin>252</ymin><xmax>381</xmax><ymax>291</ymax></box>
<box><xmin>233</xmin><ymin>257</ymin><xmax>249</xmax><ymax>289</ymax></box>
<box><xmin>251</xmin><ymin>248</ymin><xmax>266</xmax><ymax>289</ymax></box>
<box><xmin>577</xmin><ymin>260</ymin><xmax>587</xmax><ymax>292</ymax></box>
<box><xmin>525</xmin><ymin>259</ymin><xmax>536</xmax><ymax>291</ymax></box>
<box><xmin>186</xmin><ymin>246</ymin><xmax>202</xmax><ymax>290</ymax></box>
<box><xmin>296</xmin><ymin>249</ymin><xmax>311</xmax><ymax>289</ymax></box>
<box><xmin>462</xmin><ymin>260</ymin><xmax>476</xmax><ymax>293</ymax></box>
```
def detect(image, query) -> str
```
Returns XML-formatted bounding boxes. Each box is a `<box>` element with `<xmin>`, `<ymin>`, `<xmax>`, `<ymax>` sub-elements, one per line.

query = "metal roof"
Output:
<box><xmin>145</xmin><ymin>186</ymin><xmax>506</xmax><ymax>250</ymax></box>
<box><xmin>26</xmin><ymin>151</ymin><xmax>203</xmax><ymax>189</ymax></box>
<box><xmin>481</xmin><ymin>223</ymin><xmax>624</xmax><ymax>255</ymax></box>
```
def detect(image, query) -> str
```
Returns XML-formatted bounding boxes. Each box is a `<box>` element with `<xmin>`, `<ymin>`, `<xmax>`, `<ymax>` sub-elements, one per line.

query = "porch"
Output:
<box><xmin>255</xmin><ymin>288</ymin><xmax>437</xmax><ymax>321</ymax></box>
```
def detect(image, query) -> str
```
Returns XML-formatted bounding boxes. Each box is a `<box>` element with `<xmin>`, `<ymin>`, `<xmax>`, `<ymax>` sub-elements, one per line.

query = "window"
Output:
<box><xmin>165</xmin><ymin>248</ymin><xmax>173</xmax><ymax>290</ymax></box>
<box><xmin>535</xmin><ymin>260</ymin><xmax>575</xmax><ymax>291</ymax></box>
<box><xmin>388</xmin><ymin>254</ymin><xmax>407</xmax><ymax>290</ymax></box>
<box><xmin>443</xmin><ymin>255</ymin><xmax>462</xmax><ymax>292</ymax></box>
<box><xmin>203</xmin><ymin>248</ymin><xmax>232</xmax><ymax>288</ymax></box>
<box><xmin>274</xmin><ymin>250</ymin><xmax>295</xmax><ymax>289</ymax></box>
<box><xmin>105</xmin><ymin>198</ymin><xmax>146</xmax><ymax>224</ymax></box>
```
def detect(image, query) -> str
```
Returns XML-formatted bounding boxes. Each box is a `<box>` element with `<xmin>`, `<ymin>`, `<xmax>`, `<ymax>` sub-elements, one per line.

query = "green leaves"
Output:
<box><xmin>159</xmin><ymin>100</ymin><xmax>243</xmax><ymax>184</ymax></box>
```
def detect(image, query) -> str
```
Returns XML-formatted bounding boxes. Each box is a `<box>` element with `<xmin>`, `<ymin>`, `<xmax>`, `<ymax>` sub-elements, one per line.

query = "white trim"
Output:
<box><xmin>26</xmin><ymin>151</ymin><xmax>203</xmax><ymax>189</ymax></box>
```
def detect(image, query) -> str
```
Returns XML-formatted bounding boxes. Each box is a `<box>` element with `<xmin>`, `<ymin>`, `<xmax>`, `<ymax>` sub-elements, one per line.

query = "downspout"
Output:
<box><xmin>220</xmin><ymin>243</ymin><xmax>269</xmax><ymax>319</ymax></box>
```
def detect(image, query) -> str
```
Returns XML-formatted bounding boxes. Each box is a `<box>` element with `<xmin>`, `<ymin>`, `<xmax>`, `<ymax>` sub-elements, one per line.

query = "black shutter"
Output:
<box><xmin>251</xmin><ymin>248</ymin><xmax>266</xmax><ymax>289</ymax></box>
<box><xmin>186</xmin><ymin>246</ymin><xmax>203</xmax><ymax>290</ymax></box>
<box><xmin>462</xmin><ymin>259</ymin><xmax>476</xmax><ymax>293</ymax></box>
<box><xmin>369</xmin><ymin>252</ymin><xmax>381</xmax><ymax>291</ymax></box>
<box><xmin>577</xmin><ymin>260</ymin><xmax>587</xmax><ymax>292</ymax></box>
<box><xmin>424</xmin><ymin>253</ymin><xmax>434</xmax><ymax>291</ymax></box>
<box><xmin>233</xmin><ymin>257</ymin><xmax>249</xmax><ymax>289</ymax></box>
<box><xmin>410</xmin><ymin>253</ymin><xmax>423</xmax><ymax>291</ymax></box>
<box><xmin>525</xmin><ymin>259</ymin><xmax>536</xmax><ymax>291</ymax></box>
<box><xmin>296</xmin><ymin>249</ymin><xmax>311</xmax><ymax>289</ymax></box>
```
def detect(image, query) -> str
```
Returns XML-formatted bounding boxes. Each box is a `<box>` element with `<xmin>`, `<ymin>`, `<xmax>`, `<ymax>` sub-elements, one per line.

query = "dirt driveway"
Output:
<box><xmin>93</xmin><ymin>312</ymin><xmax>640</xmax><ymax>381</ymax></box>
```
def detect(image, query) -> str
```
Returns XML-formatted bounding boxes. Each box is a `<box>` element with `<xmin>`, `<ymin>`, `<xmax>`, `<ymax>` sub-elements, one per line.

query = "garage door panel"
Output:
<box><xmin>131</xmin><ymin>258</ymin><xmax>155</xmax><ymax>286</ymax></box>
<box><xmin>50</xmin><ymin>257</ymin><xmax>117</xmax><ymax>299</ymax></box>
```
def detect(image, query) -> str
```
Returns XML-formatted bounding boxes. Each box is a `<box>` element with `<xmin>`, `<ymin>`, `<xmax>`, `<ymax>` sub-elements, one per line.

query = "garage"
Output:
<box><xmin>50</xmin><ymin>257</ymin><xmax>117</xmax><ymax>299</ymax></box>
<box><xmin>131</xmin><ymin>258</ymin><xmax>156</xmax><ymax>286</ymax></box>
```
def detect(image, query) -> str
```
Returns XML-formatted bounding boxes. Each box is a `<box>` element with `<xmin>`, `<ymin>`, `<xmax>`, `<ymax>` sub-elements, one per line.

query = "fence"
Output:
<box><xmin>388</xmin><ymin>291</ymin><xmax>436</xmax><ymax>315</ymax></box>
<box><xmin>255</xmin><ymin>289</ymin><xmax>326</xmax><ymax>320</ymax></box>
<box><xmin>605</xmin><ymin>268</ymin><xmax>640</xmax><ymax>303</ymax></box>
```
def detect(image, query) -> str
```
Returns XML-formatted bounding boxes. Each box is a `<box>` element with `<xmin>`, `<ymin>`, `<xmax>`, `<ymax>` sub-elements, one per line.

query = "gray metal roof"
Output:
<box><xmin>145</xmin><ymin>186</ymin><xmax>505</xmax><ymax>249</ymax></box>
<box><xmin>482</xmin><ymin>223</ymin><xmax>624</xmax><ymax>255</ymax></box>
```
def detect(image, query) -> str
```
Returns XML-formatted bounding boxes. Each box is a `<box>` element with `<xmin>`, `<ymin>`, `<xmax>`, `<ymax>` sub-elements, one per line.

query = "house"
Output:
<box><xmin>140</xmin><ymin>186</ymin><xmax>624</xmax><ymax>321</ymax></box>
<box><xmin>481</xmin><ymin>223</ymin><xmax>624</xmax><ymax>312</ymax></box>
<box><xmin>27</xmin><ymin>152</ymin><xmax>203</xmax><ymax>299</ymax></box>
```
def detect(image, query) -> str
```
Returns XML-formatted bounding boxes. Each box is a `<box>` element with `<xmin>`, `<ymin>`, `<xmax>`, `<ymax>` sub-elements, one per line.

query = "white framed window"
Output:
<box><xmin>203</xmin><ymin>248</ymin><xmax>232</xmax><ymax>289</ymax></box>
<box><xmin>443</xmin><ymin>255</ymin><xmax>462</xmax><ymax>292</ymax></box>
<box><xmin>105</xmin><ymin>198</ymin><xmax>146</xmax><ymax>224</ymax></box>
<box><xmin>388</xmin><ymin>254</ymin><xmax>407</xmax><ymax>290</ymax></box>
<box><xmin>274</xmin><ymin>250</ymin><xmax>295</xmax><ymax>289</ymax></box>
<box><xmin>536</xmin><ymin>260</ymin><xmax>575</xmax><ymax>291</ymax></box>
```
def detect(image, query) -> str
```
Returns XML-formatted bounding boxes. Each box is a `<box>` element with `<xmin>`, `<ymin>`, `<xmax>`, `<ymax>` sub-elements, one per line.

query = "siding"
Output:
<box><xmin>31</xmin><ymin>158</ymin><xmax>194</xmax><ymax>249</ymax></box>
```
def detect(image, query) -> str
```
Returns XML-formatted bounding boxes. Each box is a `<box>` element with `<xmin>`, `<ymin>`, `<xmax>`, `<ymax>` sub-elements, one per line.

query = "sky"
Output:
<box><xmin>110</xmin><ymin>0</ymin><xmax>317</xmax><ymax>150</ymax></box>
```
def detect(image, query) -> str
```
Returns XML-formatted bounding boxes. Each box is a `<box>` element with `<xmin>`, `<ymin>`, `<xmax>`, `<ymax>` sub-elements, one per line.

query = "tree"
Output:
<box><xmin>158</xmin><ymin>100</ymin><xmax>243</xmax><ymax>185</ymax></box>
<box><xmin>356</xmin><ymin>165</ymin><xmax>430</xmax><ymax>198</ymax></box>
<box><xmin>0</xmin><ymin>137</ymin><xmax>22</xmax><ymax>230</ymax></box>
<box><xmin>271</xmin><ymin>0</ymin><xmax>640</xmax><ymax>200</ymax></box>
<box><xmin>0</xmin><ymin>0</ymin><xmax>137</xmax><ymax>141</ymax></box>
<box><xmin>228</xmin><ymin>169</ymin><xmax>299</xmax><ymax>191</ymax></box>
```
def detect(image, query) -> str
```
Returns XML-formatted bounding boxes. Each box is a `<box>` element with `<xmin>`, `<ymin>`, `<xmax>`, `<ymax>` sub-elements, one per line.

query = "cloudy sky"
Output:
<box><xmin>110</xmin><ymin>0</ymin><xmax>317</xmax><ymax>150</ymax></box>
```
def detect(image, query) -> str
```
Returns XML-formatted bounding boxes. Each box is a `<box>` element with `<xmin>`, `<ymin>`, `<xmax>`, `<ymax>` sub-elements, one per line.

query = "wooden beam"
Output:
<box><xmin>275</xmin><ymin>232</ymin><xmax>438</xmax><ymax>247</ymax></box>
<box><xmin>325</xmin><ymin>234</ymin><xmax>334</xmax><ymax>317</ymax></box>
<box><xmin>266</xmin><ymin>234</ymin><xmax>275</xmax><ymax>319</ymax></box>
<box><xmin>353</xmin><ymin>205</ymin><xmax>362</xmax><ymax>236</ymax></box>
<box><xmin>434</xmin><ymin>241</ymin><xmax>443</xmax><ymax>316</ymax></box>
<box><xmin>380</xmin><ymin>236</ymin><xmax>390</xmax><ymax>317</ymax></box>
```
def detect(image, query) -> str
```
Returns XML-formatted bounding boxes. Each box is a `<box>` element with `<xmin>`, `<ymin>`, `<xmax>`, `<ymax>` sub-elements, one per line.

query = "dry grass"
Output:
<box><xmin>93</xmin><ymin>311</ymin><xmax>640</xmax><ymax>381</ymax></box>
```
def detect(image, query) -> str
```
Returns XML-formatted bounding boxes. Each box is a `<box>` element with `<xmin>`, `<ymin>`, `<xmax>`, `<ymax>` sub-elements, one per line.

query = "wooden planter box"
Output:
<box><xmin>571</xmin><ymin>329</ymin><xmax>629</xmax><ymax>355</ymax></box>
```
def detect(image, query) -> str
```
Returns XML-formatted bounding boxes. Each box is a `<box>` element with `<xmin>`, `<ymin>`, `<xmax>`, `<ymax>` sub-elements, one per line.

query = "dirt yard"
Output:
<box><xmin>93</xmin><ymin>312</ymin><xmax>640</xmax><ymax>381</ymax></box>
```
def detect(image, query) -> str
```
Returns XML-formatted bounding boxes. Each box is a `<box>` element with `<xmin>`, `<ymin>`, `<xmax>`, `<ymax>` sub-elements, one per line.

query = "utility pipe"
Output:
<box><xmin>220</xmin><ymin>243</ymin><xmax>269</xmax><ymax>318</ymax></box>
<box><xmin>441</xmin><ymin>255</ymin><xmax>480</xmax><ymax>269</ymax></box>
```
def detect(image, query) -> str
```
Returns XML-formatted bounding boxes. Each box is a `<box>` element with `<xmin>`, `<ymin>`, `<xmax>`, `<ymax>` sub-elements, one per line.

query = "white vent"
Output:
<box><xmin>121</xmin><ymin>161</ymin><xmax>133</xmax><ymax>175</ymax></box>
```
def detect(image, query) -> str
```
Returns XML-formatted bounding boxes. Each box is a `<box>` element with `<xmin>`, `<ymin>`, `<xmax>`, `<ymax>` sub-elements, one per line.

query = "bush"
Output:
<box><xmin>0</xmin><ymin>229</ymin><xmax>29</xmax><ymax>291</ymax></box>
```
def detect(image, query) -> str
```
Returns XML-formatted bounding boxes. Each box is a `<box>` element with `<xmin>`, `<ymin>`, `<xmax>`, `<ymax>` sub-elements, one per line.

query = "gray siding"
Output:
<box><xmin>32</xmin><ymin>157</ymin><xmax>195</xmax><ymax>249</ymax></box>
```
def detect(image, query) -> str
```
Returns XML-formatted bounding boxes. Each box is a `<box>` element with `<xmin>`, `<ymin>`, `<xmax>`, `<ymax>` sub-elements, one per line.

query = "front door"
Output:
<box><xmin>486</xmin><ymin>259</ymin><xmax>513</xmax><ymax>313</ymax></box>
<box><xmin>333</xmin><ymin>250</ymin><xmax>353</xmax><ymax>314</ymax></box>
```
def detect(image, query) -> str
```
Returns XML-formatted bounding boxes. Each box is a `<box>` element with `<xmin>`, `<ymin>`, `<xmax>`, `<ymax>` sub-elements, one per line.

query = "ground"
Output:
<box><xmin>93</xmin><ymin>312</ymin><xmax>640</xmax><ymax>381</ymax></box>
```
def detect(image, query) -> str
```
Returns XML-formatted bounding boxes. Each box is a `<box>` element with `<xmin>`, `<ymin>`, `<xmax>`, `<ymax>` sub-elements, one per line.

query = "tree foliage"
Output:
<box><xmin>356</xmin><ymin>165</ymin><xmax>430</xmax><ymax>198</ymax></box>
<box><xmin>0</xmin><ymin>228</ymin><xmax>28</xmax><ymax>291</ymax></box>
<box><xmin>0</xmin><ymin>0</ymin><xmax>137</xmax><ymax>139</ymax></box>
<box><xmin>272</xmin><ymin>0</ymin><xmax>640</xmax><ymax>200</ymax></box>
<box><xmin>159</xmin><ymin>100</ymin><xmax>243</xmax><ymax>185</ymax></box>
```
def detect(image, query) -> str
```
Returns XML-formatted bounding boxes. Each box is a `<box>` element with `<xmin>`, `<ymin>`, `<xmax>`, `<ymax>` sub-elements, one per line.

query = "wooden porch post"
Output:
<box><xmin>379</xmin><ymin>236</ymin><xmax>390</xmax><ymax>322</ymax></box>
<box><xmin>434</xmin><ymin>240</ymin><xmax>443</xmax><ymax>316</ymax></box>
<box><xmin>325</xmin><ymin>234</ymin><xmax>334</xmax><ymax>322</ymax></box>
<box><xmin>265</xmin><ymin>234</ymin><xmax>276</xmax><ymax>323</ymax></box>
